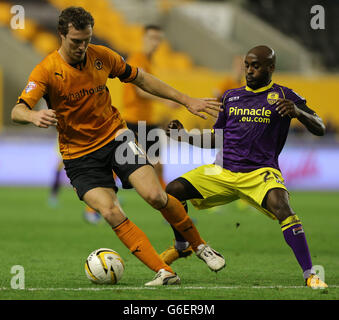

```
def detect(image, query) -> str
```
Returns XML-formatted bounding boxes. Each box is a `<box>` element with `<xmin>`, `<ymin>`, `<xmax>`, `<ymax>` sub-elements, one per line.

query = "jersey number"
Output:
<box><xmin>260</xmin><ymin>170</ymin><xmax>282</xmax><ymax>183</ymax></box>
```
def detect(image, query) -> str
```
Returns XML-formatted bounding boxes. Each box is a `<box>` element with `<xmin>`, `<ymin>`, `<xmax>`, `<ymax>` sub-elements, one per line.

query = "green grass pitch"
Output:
<box><xmin>0</xmin><ymin>187</ymin><xmax>338</xmax><ymax>300</ymax></box>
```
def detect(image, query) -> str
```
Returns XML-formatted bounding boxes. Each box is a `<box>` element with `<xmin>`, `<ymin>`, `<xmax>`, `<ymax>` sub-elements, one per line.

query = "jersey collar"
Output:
<box><xmin>245</xmin><ymin>81</ymin><xmax>273</xmax><ymax>93</ymax></box>
<box><xmin>70</xmin><ymin>53</ymin><xmax>87</xmax><ymax>70</ymax></box>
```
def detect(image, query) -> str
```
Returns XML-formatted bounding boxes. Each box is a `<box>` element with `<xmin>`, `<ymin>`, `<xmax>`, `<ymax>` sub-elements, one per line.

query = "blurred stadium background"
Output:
<box><xmin>0</xmin><ymin>0</ymin><xmax>338</xmax><ymax>190</ymax></box>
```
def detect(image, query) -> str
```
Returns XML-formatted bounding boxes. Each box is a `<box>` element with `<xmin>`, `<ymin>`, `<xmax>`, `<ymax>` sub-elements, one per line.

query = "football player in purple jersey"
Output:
<box><xmin>160</xmin><ymin>45</ymin><xmax>327</xmax><ymax>289</ymax></box>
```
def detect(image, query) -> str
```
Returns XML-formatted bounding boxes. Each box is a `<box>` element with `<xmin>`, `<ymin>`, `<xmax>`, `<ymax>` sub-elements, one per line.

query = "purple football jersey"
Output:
<box><xmin>213</xmin><ymin>82</ymin><xmax>306</xmax><ymax>172</ymax></box>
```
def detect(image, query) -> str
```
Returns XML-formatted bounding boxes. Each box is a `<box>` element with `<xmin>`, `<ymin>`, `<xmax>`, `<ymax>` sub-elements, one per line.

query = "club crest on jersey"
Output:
<box><xmin>95</xmin><ymin>58</ymin><xmax>103</xmax><ymax>70</ymax></box>
<box><xmin>267</xmin><ymin>92</ymin><xmax>279</xmax><ymax>105</ymax></box>
<box><xmin>54</xmin><ymin>72</ymin><xmax>64</xmax><ymax>79</ymax></box>
<box><xmin>25</xmin><ymin>81</ymin><xmax>37</xmax><ymax>93</ymax></box>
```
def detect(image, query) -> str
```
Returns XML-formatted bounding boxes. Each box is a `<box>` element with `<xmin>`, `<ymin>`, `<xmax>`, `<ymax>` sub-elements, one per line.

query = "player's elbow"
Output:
<box><xmin>317</xmin><ymin>123</ymin><xmax>326</xmax><ymax>136</ymax></box>
<box><xmin>312</xmin><ymin>122</ymin><xmax>326</xmax><ymax>136</ymax></box>
<box><xmin>11</xmin><ymin>104</ymin><xmax>29</xmax><ymax>124</ymax></box>
<box><xmin>316</xmin><ymin>120</ymin><xmax>326</xmax><ymax>136</ymax></box>
<box><xmin>11</xmin><ymin>105</ymin><xmax>19</xmax><ymax>122</ymax></box>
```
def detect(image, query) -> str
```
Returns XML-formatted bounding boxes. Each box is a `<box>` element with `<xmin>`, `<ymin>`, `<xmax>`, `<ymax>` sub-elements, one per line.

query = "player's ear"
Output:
<box><xmin>269</xmin><ymin>63</ymin><xmax>275</xmax><ymax>73</ymax></box>
<box><xmin>58</xmin><ymin>31</ymin><xmax>66</xmax><ymax>42</ymax></box>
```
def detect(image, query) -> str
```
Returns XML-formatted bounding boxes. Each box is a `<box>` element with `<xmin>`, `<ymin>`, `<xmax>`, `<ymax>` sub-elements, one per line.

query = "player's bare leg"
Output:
<box><xmin>83</xmin><ymin>187</ymin><xmax>125</xmax><ymax>226</ymax></box>
<box><xmin>129</xmin><ymin>166</ymin><xmax>225</xmax><ymax>272</ymax></box>
<box><xmin>265</xmin><ymin>188</ymin><xmax>327</xmax><ymax>289</ymax></box>
<box><xmin>83</xmin><ymin>187</ymin><xmax>180</xmax><ymax>285</ymax></box>
<box><xmin>153</xmin><ymin>162</ymin><xmax>166</xmax><ymax>190</ymax></box>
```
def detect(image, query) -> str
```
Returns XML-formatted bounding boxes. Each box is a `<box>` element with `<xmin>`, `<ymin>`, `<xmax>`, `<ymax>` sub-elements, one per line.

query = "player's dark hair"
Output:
<box><xmin>58</xmin><ymin>7</ymin><xmax>94</xmax><ymax>36</ymax></box>
<box><xmin>144</xmin><ymin>24</ymin><xmax>162</xmax><ymax>33</ymax></box>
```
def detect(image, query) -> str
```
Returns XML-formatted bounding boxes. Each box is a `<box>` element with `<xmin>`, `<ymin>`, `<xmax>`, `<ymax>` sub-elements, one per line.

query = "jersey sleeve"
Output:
<box><xmin>284</xmin><ymin>87</ymin><xmax>318</xmax><ymax>115</ymax></box>
<box><xmin>284</xmin><ymin>87</ymin><xmax>306</xmax><ymax>106</ymax></box>
<box><xmin>104</xmin><ymin>47</ymin><xmax>138</xmax><ymax>83</ymax></box>
<box><xmin>17</xmin><ymin>63</ymin><xmax>48</xmax><ymax>109</ymax></box>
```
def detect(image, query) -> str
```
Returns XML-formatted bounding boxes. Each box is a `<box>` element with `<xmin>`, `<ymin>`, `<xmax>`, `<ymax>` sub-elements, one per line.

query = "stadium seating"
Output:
<box><xmin>1</xmin><ymin>0</ymin><xmax>194</xmax><ymax>68</ymax></box>
<box><xmin>246</xmin><ymin>0</ymin><xmax>338</xmax><ymax>71</ymax></box>
<box><xmin>1</xmin><ymin>0</ymin><xmax>58</xmax><ymax>55</ymax></box>
<box><xmin>49</xmin><ymin>0</ymin><xmax>194</xmax><ymax>71</ymax></box>
<box><xmin>0</xmin><ymin>2</ymin><xmax>11</xmax><ymax>27</ymax></box>
<box><xmin>1</xmin><ymin>0</ymin><xmax>338</xmax><ymax>133</ymax></box>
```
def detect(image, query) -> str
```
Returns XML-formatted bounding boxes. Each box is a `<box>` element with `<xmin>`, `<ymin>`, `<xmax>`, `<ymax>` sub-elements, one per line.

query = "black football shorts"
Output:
<box><xmin>63</xmin><ymin>131</ymin><xmax>152</xmax><ymax>200</ymax></box>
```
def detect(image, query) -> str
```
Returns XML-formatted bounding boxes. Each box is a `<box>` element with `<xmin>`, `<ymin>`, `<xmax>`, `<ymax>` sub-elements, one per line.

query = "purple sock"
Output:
<box><xmin>281</xmin><ymin>216</ymin><xmax>314</xmax><ymax>279</ymax></box>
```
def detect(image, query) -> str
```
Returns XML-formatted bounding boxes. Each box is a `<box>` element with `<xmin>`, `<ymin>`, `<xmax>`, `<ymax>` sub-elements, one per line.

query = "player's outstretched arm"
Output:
<box><xmin>296</xmin><ymin>111</ymin><xmax>326</xmax><ymax>136</ymax></box>
<box><xmin>131</xmin><ymin>69</ymin><xmax>222</xmax><ymax>119</ymax></box>
<box><xmin>11</xmin><ymin>103</ymin><xmax>58</xmax><ymax>128</ymax></box>
<box><xmin>166</xmin><ymin>120</ymin><xmax>216</xmax><ymax>148</ymax></box>
<box><xmin>275</xmin><ymin>98</ymin><xmax>326</xmax><ymax>136</ymax></box>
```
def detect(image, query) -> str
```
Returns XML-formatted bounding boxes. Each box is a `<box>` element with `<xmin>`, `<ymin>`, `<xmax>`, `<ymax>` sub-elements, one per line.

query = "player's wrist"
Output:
<box><xmin>178</xmin><ymin>94</ymin><xmax>191</xmax><ymax>108</ymax></box>
<box><xmin>294</xmin><ymin>107</ymin><xmax>303</xmax><ymax>119</ymax></box>
<box><xmin>28</xmin><ymin>110</ymin><xmax>38</xmax><ymax>124</ymax></box>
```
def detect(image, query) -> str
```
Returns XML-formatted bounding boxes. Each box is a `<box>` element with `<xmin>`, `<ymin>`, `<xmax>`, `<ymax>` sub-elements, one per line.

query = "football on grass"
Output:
<box><xmin>85</xmin><ymin>248</ymin><xmax>124</xmax><ymax>284</ymax></box>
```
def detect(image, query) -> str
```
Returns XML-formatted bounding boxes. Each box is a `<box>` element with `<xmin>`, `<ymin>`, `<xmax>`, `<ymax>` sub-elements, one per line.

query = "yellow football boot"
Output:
<box><xmin>306</xmin><ymin>274</ymin><xmax>328</xmax><ymax>289</ymax></box>
<box><xmin>159</xmin><ymin>244</ymin><xmax>194</xmax><ymax>265</ymax></box>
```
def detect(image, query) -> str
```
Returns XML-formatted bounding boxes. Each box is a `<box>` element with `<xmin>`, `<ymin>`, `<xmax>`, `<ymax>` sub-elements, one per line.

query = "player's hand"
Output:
<box><xmin>166</xmin><ymin>120</ymin><xmax>185</xmax><ymax>136</ymax></box>
<box><xmin>275</xmin><ymin>98</ymin><xmax>301</xmax><ymax>118</ymax></box>
<box><xmin>185</xmin><ymin>97</ymin><xmax>222</xmax><ymax>120</ymax></box>
<box><xmin>31</xmin><ymin>109</ymin><xmax>58</xmax><ymax>128</ymax></box>
<box><xmin>166</xmin><ymin>120</ymin><xmax>187</xmax><ymax>142</ymax></box>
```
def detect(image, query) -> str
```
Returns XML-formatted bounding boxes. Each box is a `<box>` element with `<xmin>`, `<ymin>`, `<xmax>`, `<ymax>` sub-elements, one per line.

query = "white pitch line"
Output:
<box><xmin>0</xmin><ymin>285</ymin><xmax>338</xmax><ymax>291</ymax></box>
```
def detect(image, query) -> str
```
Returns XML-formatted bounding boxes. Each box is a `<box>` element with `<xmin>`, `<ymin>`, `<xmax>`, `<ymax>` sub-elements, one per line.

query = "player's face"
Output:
<box><xmin>60</xmin><ymin>24</ymin><xmax>92</xmax><ymax>63</ymax></box>
<box><xmin>144</xmin><ymin>29</ymin><xmax>163</xmax><ymax>55</ymax></box>
<box><xmin>244</xmin><ymin>54</ymin><xmax>272</xmax><ymax>89</ymax></box>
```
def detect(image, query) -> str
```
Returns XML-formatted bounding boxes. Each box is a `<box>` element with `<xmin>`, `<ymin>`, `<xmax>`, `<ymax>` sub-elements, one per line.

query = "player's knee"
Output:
<box><xmin>265</xmin><ymin>189</ymin><xmax>294</xmax><ymax>222</ymax></box>
<box><xmin>269</xmin><ymin>199</ymin><xmax>294</xmax><ymax>222</ymax></box>
<box><xmin>276</xmin><ymin>207</ymin><xmax>294</xmax><ymax>223</ymax></box>
<box><xmin>98</xmin><ymin>204</ymin><xmax>123</xmax><ymax>222</ymax></box>
<box><xmin>144</xmin><ymin>188</ymin><xmax>167</xmax><ymax>210</ymax></box>
<box><xmin>166</xmin><ymin>180</ymin><xmax>184</xmax><ymax>200</ymax></box>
